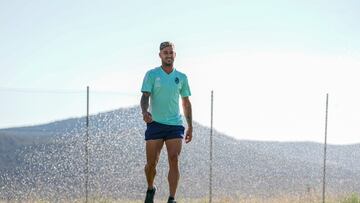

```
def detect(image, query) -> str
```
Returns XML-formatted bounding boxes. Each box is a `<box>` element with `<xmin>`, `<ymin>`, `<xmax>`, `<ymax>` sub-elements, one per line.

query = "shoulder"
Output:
<box><xmin>174</xmin><ymin>69</ymin><xmax>188</xmax><ymax>79</ymax></box>
<box><xmin>145</xmin><ymin>67</ymin><xmax>160</xmax><ymax>77</ymax></box>
<box><xmin>147</xmin><ymin>66</ymin><xmax>161</xmax><ymax>74</ymax></box>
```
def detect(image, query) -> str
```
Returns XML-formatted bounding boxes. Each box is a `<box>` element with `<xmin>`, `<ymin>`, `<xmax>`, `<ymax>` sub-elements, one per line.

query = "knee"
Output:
<box><xmin>168</xmin><ymin>153</ymin><xmax>179</xmax><ymax>164</ymax></box>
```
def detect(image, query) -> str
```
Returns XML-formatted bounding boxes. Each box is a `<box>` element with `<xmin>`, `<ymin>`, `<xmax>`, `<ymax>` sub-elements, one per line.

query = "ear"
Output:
<box><xmin>159</xmin><ymin>52</ymin><xmax>161</xmax><ymax>58</ymax></box>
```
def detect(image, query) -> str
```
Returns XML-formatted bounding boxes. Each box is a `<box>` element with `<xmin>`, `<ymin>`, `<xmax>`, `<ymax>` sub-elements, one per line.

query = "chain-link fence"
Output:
<box><xmin>0</xmin><ymin>87</ymin><xmax>359</xmax><ymax>202</ymax></box>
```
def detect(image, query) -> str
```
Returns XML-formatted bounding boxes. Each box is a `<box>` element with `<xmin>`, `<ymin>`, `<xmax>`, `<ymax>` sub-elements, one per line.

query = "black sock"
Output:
<box><xmin>168</xmin><ymin>196</ymin><xmax>175</xmax><ymax>200</ymax></box>
<box><xmin>147</xmin><ymin>187</ymin><xmax>155</xmax><ymax>192</ymax></box>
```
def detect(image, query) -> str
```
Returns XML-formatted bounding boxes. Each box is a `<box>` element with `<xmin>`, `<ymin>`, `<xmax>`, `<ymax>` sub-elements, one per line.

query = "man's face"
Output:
<box><xmin>159</xmin><ymin>46</ymin><xmax>176</xmax><ymax>66</ymax></box>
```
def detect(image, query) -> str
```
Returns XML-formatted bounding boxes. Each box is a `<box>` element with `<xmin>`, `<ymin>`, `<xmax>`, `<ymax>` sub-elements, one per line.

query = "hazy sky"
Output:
<box><xmin>1</xmin><ymin>0</ymin><xmax>359</xmax><ymax>144</ymax></box>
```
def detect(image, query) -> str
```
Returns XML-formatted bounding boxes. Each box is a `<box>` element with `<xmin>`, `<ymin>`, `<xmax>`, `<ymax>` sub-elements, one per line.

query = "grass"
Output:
<box><xmin>2</xmin><ymin>194</ymin><xmax>360</xmax><ymax>203</ymax></box>
<box><xmin>341</xmin><ymin>193</ymin><xmax>360</xmax><ymax>203</ymax></box>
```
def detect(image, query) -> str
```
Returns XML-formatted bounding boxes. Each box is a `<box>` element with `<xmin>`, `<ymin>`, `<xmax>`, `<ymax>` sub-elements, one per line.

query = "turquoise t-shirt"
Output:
<box><xmin>141</xmin><ymin>67</ymin><xmax>191</xmax><ymax>126</ymax></box>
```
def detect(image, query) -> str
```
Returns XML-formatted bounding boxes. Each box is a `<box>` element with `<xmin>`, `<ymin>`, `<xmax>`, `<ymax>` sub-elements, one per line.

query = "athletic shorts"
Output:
<box><xmin>145</xmin><ymin>121</ymin><xmax>185</xmax><ymax>141</ymax></box>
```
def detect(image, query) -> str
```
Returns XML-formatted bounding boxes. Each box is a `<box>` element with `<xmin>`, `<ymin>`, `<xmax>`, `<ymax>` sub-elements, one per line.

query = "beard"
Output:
<box><xmin>163</xmin><ymin>59</ymin><xmax>173</xmax><ymax>67</ymax></box>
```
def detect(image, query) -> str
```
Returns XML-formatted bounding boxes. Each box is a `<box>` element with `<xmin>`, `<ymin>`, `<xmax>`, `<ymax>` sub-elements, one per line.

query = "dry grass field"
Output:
<box><xmin>2</xmin><ymin>194</ymin><xmax>359</xmax><ymax>203</ymax></box>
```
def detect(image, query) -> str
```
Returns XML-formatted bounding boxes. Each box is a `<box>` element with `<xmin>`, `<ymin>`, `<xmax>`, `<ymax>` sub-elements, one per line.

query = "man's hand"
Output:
<box><xmin>185</xmin><ymin>126</ymin><xmax>193</xmax><ymax>143</ymax></box>
<box><xmin>142</xmin><ymin>111</ymin><xmax>153</xmax><ymax>123</ymax></box>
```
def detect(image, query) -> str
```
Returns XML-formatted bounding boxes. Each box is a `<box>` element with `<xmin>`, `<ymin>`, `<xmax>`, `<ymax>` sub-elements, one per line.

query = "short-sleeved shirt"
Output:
<box><xmin>141</xmin><ymin>66</ymin><xmax>191</xmax><ymax>126</ymax></box>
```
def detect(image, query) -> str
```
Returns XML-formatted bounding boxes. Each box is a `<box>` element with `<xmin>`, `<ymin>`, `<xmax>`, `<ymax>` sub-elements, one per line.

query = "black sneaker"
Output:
<box><xmin>144</xmin><ymin>186</ymin><xmax>156</xmax><ymax>203</ymax></box>
<box><xmin>167</xmin><ymin>196</ymin><xmax>176</xmax><ymax>203</ymax></box>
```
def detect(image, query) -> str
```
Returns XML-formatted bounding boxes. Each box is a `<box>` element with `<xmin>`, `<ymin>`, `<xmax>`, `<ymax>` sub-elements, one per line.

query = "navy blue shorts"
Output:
<box><xmin>145</xmin><ymin>121</ymin><xmax>185</xmax><ymax>141</ymax></box>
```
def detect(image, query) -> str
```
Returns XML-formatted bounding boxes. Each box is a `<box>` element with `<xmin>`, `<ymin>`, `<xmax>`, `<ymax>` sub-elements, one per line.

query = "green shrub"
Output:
<box><xmin>341</xmin><ymin>193</ymin><xmax>360</xmax><ymax>203</ymax></box>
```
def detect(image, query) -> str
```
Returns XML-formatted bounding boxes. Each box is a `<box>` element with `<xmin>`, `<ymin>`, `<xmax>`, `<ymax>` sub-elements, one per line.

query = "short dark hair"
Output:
<box><xmin>160</xmin><ymin>41</ymin><xmax>175</xmax><ymax>50</ymax></box>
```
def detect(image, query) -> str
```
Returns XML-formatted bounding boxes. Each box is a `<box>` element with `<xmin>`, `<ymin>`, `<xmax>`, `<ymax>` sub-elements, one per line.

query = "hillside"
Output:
<box><xmin>0</xmin><ymin>106</ymin><xmax>359</xmax><ymax>201</ymax></box>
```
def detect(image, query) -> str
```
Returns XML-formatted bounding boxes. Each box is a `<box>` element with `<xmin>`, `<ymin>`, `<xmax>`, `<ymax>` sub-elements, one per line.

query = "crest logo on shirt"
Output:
<box><xmin>175</xmin><ymin>77</ymin><xmax>179</xmax><ymax>84</ymax></box>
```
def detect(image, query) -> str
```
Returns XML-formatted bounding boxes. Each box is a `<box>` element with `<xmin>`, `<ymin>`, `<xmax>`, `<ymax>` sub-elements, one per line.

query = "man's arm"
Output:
<box><xmin>140</xmin><ymin>92</ymin><xmax>152</xmax><ymax>123</ymax></box>
<box><xmin>182</xmin><ymin>97</ymin><xmax>193</xmax><ymax>143</ymax></box>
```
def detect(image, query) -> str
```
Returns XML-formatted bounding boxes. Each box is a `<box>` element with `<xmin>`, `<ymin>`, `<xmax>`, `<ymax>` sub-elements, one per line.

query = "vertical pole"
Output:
<box><xmin>85</xmin><ymin>86</ymin><xmax>89</xmax><ymax>203</ymax></box>
<box><xmin>307</xmin><ymin>185</ymin><xmax>311</xmax><ymax>203</ymax></box>
<box><xmin>322</xmin><ymin>93</ymin><xmax>329</xmax><ymax>203</ymax></box>
<box><xmin>209</xmin><ymin>90</ymin><xmax>213</xmax><ymax>203</ymax></box>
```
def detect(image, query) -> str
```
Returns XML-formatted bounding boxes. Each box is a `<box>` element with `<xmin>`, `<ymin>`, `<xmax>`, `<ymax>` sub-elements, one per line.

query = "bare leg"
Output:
<box><xmin>145</xmin><ymin>139</ymin><xmax>164</xmax><ymax>189</ymax></box>
<box><xmin>165</xmin><ymin>138</ymin><xmax>182</xmax><ymax>198</ymax></box>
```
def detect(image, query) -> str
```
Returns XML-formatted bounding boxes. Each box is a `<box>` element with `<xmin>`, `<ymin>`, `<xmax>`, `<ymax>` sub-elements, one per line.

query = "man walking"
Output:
<box><xmin>140</xmin><ymin>41</ymin><xmax>193</xmax><ymax>203</ymax></box>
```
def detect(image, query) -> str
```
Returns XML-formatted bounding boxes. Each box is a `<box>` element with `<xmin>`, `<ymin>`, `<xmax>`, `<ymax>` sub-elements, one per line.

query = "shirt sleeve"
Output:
<box><xmin>180</xmin><ymin>75</ymin><xmax>191</xmax><ymax>97</ymax></box>
<box><xmin>141</xmin><ymin>71</ymin><xmax>153</xmax><ymax>93</ymax></box>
